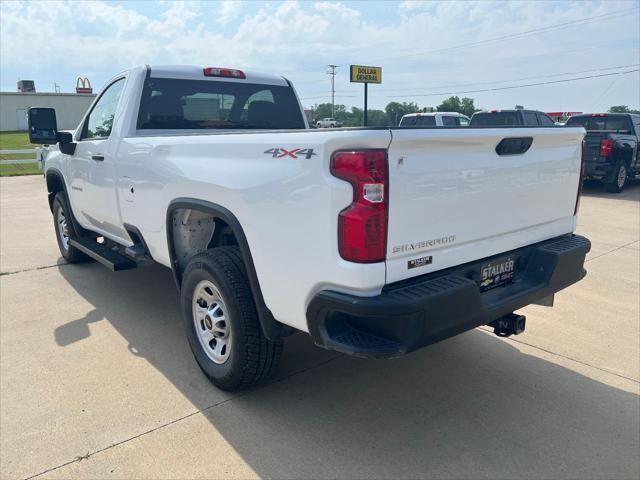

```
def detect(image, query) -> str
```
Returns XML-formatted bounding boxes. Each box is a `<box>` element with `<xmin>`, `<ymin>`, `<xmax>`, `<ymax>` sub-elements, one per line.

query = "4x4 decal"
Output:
<box><xmin>264</xmin><ymin>148</ymin><xmax>317</xmax><ymax>159</ymax></box>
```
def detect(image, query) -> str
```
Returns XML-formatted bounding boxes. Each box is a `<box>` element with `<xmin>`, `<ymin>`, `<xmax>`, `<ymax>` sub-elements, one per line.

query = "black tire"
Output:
<box><xmin>604</xmin><ymin>161</ymin><xmax>627</xmax><ymax>193</ymax></box>
<box><xmin>52</xmin><ymin>192</ymin><xmax>89</xmax><ymax>263</ymax></box>
<box><xmin>180</xmin><ymin>246</ymin><xmax>283</xmax><ymax>391</ymax></box>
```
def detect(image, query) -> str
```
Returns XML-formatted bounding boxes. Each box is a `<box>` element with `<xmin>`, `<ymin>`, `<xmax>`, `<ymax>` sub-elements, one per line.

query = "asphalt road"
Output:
<box><xmin>1</xmin><ymin>175</ymin><xmax>638</xmax><ymax>480</ymax></box>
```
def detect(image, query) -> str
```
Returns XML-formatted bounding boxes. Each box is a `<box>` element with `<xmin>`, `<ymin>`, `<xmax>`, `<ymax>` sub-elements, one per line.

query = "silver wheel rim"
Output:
<box><xmin>617</xmin><ymin>165</ymin><xmax>626</xmax><ymax>189</ymax></box>
<box><xmin>192</xmin><ymin>280</ymin><xmax>232</xmax><ymax>364</ymax></box>
<box><xmin>56</xmin><ymin>207</ymin><xmax>69</xmax><ymax>251</ymax></box>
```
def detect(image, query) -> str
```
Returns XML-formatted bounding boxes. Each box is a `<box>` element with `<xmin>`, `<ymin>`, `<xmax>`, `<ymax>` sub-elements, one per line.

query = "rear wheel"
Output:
<box><xmin>180</xmin><ymin>247</ymin><xmax>283</xmax><ymax>391</ymax></box>
<box><xmin>604</xmin><ymin>161</ymin><xmax>627</xmax><ymax>193</ymax></box>
<box><xmin>52</xmin><ymin>192</ymin><xmax>88</xmax><ymax>263</ymax></box>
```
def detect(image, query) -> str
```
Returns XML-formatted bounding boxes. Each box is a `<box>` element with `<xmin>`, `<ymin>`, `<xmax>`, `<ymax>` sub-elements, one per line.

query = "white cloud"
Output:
<box><xmin>216</xmin><ymin>0</ymin><xmax>242</xmax><ymax>26</ymax></box>
<box><xmin>0</xmin><ymin>0</ymin><xmax>638</xmax><ymax>112</ymax></box>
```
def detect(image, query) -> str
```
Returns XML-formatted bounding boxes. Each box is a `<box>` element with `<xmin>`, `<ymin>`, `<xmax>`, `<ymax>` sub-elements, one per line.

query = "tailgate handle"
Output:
<box><xmin>495</xmin><ymin>137</ymin><xmax>533</xmax><ymax>156</ymax></box>
<box><xmin>91</xmin><ymin>155</ymin><xmax>105</xmax><ymax>161</ymax></box>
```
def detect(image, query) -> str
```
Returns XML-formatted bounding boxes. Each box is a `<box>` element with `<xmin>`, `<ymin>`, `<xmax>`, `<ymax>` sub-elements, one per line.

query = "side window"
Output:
<box><xmin>632</xmin><ymin>117</ymin><xmax>640</xmax><ymax>136</ymax></box>
<box><xmin>442</xmin><ymin>116</ymin><xmax>457</xmax><ymax>126</ymax></box>
<box><xmin>524</xmin><ymin>112</ymin><xmax>539</xmax><ymax>126</ymax></box>
<box><xmin>82</xmin><ymin>78</ymin><xmax>125</xmax><ymax>139</ymax></box>
<box><xmin>459</xmin><ymin>117</ymin><xmax>469</xmax><ymax>126</ymax></box>
<box><xmin>537</xmin><ymin>113</ymin><xmax>555</xmax><ymax>126</ymax></box>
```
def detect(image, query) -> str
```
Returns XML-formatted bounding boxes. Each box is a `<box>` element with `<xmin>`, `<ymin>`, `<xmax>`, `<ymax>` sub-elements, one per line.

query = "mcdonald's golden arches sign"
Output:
<box><xmin>76</xmin><ymin>77</ymin><xmax>92</xmax><ymax>94</ymax></box>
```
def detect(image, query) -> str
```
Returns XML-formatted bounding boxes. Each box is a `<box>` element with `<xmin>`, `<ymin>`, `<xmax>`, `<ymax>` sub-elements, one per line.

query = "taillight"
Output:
<box><xmin>599</xmin><ymin>138</ymin><xmax>613</xmax><ymax>157</ymax></box>
<box><xmin>330</xmin><ymin>149</ymin><xmax>388</xmax><ymax>263</ymax></box>
<box><xmin>203</xmin><ymin>67</ymin><xmax>246</xmax><ymax>79</ymax></box>
<box><xmin>575</xmin><ymin>140</ymin><xmax>586</xmax><ymax>215</ymax></box>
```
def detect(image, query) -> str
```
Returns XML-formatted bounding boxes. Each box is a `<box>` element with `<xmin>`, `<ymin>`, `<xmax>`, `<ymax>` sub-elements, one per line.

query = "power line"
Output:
<box><xmin>282</xmin><ymin>5</ymin><xmax>638</xmax><ymax>76</ymax></box>
<box><xmin>352</xmin><ymin>6</ymin><xmax>639</xmax><ymax>65</ymax></box>
<box><xmin>385</xmin><ymin>69</ymin><xmax>639</xmax><ymax>98</ymax></box>
<box><xmin>386</xmin><ymin>63</ymin><xmax>640</xmax><ymax>93</ymax></box>
<box><xmin>299</xmin><ymin>64</ymin><xmax>640</xmax><ymax>101</ymax></box>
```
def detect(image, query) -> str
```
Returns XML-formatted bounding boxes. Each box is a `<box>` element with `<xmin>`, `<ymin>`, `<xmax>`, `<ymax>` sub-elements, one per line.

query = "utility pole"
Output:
<box><xmin>54</xmin><ymin>82</ymin><xmax>60</xmax><ymax>93</ymax></box>
<box><xmin>326</xmin><ymin>65</ymin><xmax>338</xmax><ymax>117</ymax></box>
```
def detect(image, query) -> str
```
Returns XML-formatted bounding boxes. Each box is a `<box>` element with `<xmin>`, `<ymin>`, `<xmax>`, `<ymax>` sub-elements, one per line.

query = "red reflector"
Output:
<box><xmin>591</xmin><ymin>113</ymin><xmax>607</xmax><ymax>117</ymax></box>
<box><xmin>203</xmin><ymin>67</ymin><xmax>246</xmax><ymax>79</ymax></box>
<box><xmin>575</xmin><ymin>140</ymin><xmax>586</xmax><ymax>215</ymax></box>
<box><xmin>599</xmin><ymin>138</ymin><xmax>613</xmax><ymax>157</ymax></box>
<box><xmin>330</xmin><ymin>149</ymin><xmax>388</xmax><ymax>263</ymax></box>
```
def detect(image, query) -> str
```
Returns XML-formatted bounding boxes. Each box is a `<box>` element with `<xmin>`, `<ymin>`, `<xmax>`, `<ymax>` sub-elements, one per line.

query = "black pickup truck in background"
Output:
<box><xmin>469</xmin><ymin>109</ymin><xmax>556</xmax><ymax>126</ymax></box>
<box><xmin>566</xmin><ymin>113</ymin><xmax>640</xmax><ymax>193</ymax></box>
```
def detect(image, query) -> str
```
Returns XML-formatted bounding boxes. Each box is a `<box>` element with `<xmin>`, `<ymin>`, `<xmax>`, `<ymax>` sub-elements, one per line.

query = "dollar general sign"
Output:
<box><xmin>350</xmin><ymin>65</ymin><xmax>382</xmax><ymax>84</ymax></box>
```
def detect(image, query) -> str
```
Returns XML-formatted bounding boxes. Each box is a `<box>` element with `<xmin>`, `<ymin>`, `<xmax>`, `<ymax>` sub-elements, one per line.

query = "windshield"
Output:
<box><xmin>566</xmin><ymin>115</ymin><xmax>632</xmax><ymax>131</ymax></box>
<box><xmin>137</xmin><ymin>78</ymin><xmax>305</xmax><ymax>130</ymax></box>
<box><xmin>470</xmin><ymin>112</ymin><xmax>520</xmax><ymax>126</ymax></box>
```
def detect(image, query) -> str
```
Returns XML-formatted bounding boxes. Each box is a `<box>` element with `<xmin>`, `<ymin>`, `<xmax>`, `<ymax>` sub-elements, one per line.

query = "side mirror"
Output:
<box><xmin>27</xmin><ymin>108</ymin><xmax>58</xmax><ymax>145</ymax></box>
<box><xmin>28</xmin><ymin>108</ymin><xmax>76</xmax><ymax>155</ymax></box>
<box><xmin>58</xmin><ymin>132</ymin><xmax>76</xmax><ymax>155</ymax></box>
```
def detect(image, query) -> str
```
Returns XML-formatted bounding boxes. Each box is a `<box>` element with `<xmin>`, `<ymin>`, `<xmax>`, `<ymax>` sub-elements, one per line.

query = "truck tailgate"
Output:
<box><xmin>385</xmin><ymin>127</ymin><xmax>585</xmax><ymax>284</ymax></box>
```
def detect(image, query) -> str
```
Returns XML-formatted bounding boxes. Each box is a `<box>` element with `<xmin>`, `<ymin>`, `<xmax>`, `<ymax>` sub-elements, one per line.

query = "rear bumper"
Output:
<box><xmin>585</xmin><ymin>159</ymin><xmax>613</xmax><ymax>180</ymax></box>
<box><xmin>306</xmin><ymin>234</ymin><xmax>590</xmax><ymax>358</ymax></box>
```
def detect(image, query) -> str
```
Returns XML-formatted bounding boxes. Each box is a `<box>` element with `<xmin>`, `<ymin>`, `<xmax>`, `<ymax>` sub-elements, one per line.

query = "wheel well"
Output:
<box><xmin>167</xmin><ymin>200</ymin><xmax>293</xmax><ymax>340</ymax></box>
<box><xmin>170</xmin><ymin>208</ymin><xmax>239</xmax><ymax>273</ymax></box>
<box><xmin>46</xmin><ymin>173</ymin><xmax>64</xmax><ymax>210</ymax></box>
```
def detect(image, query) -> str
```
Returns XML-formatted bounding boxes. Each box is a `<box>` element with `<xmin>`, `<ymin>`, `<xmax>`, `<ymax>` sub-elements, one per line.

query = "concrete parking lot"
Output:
<box><xmin>1</xmin><ymin>175</ymin><xmax>638</xmax><ymax>480</ymax></box>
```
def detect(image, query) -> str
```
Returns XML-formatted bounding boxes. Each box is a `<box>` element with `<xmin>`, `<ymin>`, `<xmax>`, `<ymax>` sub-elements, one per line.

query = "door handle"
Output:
<box><xmin>92</xmin><ymin>155</ymin><xmax>104</xmax><ymax>161</ymax></box>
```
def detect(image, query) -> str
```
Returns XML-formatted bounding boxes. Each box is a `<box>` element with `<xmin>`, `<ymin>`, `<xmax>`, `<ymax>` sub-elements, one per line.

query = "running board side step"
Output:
<box><xmin>69</xmin><ymin>237</ymin><xmax>137</xmax><ymax>271</ymax></box>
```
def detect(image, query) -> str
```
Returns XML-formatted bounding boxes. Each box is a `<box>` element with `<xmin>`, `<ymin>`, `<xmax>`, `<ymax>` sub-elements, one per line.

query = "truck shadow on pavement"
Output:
<box><xmin>582</xmin><ymin>178</ymin><xmax>640</xmax><ymax>201</ymax></box>
<box><xmin>55</xmin><ymin>263</ymin><xmax>639</xmax><ymax>479</ymax></box>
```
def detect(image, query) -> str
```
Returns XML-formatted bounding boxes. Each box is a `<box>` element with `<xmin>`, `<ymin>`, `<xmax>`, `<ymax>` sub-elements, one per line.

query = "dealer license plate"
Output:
<box><xmin>479</xmin><ymin>256</ymin><xmax>515</xmax><ymax>292</ymax></box>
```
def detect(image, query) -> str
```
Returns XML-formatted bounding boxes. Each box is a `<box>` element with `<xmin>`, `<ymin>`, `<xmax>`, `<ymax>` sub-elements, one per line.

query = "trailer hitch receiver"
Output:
<box><xmin>490</xmin><ymin>313</ymin><xmax>526</xmax><ymax>338</ymax></box>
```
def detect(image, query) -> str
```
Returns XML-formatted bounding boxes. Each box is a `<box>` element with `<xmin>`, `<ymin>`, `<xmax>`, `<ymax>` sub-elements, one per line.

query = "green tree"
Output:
<box><xmin>437</xmin><ymin>96</ymin><xmax>479</xmax><ymax>117</ymax></box>
<box><xmin>460</xmin><ymin>97</ymin><xmax>479</xmax><ymax>117</ymax></box>
<box><xmin>608</xmin><ymin>105</ymin><xmax>640</xmax><ymax>114</ymax></box>
<box><xmin>385</xmin><ymin>102</ymin><xmax>419</xmax><ymax>126</ymax></box>
<box><xmin>366</xmin><ymin>109</ymin><xmax>390</xmax><ymax>126</ymax></box>
<box><xmin>311</xmin><ymin>103</ymin><xmax>348</xmax><ymax>124</ymax></box>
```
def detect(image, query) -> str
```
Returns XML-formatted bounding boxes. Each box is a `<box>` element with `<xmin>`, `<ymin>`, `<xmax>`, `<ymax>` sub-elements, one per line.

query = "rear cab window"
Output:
<box><xmin>137</xmin><ymin>78</ymin><xmax>305</xmax><ymax>130</ymax></box>
<box><xmin>442</xmin><ymin>116</ymin><xmax>458</xmax><ymax>126</ymax></box>
<box><xmin>566</xmin><ymin>115</ymin><xmax>633</xmax><ymax>132</ymax></box>
<box><xmin>400</xmin><ymin>115</ymin><xmax>436</xmax><ymax>127</ymax></box>
<box><xmin>399</xmin><ymin>116</ymin><xmax>416</xmax><ymax>126</ymax></box>
<box><xmin>470</xmin><ymin>112</ymin><xmax>521</xmax><ymax>126</ymax></box>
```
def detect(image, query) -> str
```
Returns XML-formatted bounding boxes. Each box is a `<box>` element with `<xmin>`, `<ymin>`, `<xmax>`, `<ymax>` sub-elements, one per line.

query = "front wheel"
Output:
<box><xmin>180</xmin><ymin>247</ymin><xmax>283</xmax><ymax>391</ymax></box>
<box><xmin>52</xmin><ymin>192</ymin><xmax>88</xmax><ymax>263</ymax></box>
<box><xmin>604</xmin><ymin>161</ymin><xmax>627</xmax><ymax>193</ymax></box>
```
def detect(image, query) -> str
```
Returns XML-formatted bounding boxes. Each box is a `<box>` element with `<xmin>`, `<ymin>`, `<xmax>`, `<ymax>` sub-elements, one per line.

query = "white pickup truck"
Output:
<box><xmin>29</xmin><ymin>65</ymin><xmax>590</xmax><ymax>391</ymax></box>
<box><xmin>316</xmin><ymin>117</ymin><xmax>343</xmax><ymax>128</ymax></box>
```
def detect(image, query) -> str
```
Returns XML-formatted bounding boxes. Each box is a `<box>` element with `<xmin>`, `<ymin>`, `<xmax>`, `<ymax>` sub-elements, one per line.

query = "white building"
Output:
<box><xmin>0</xmin><ymin>92</ymin><xmax>96</xmax><ymax>131</ymax></box>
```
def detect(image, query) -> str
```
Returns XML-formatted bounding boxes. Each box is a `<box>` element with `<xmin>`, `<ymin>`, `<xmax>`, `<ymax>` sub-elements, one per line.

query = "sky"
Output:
<box><xmin>1</xmin><ymin>0</ymin><xmax>639</xmax><ymax>112</ymax></box>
